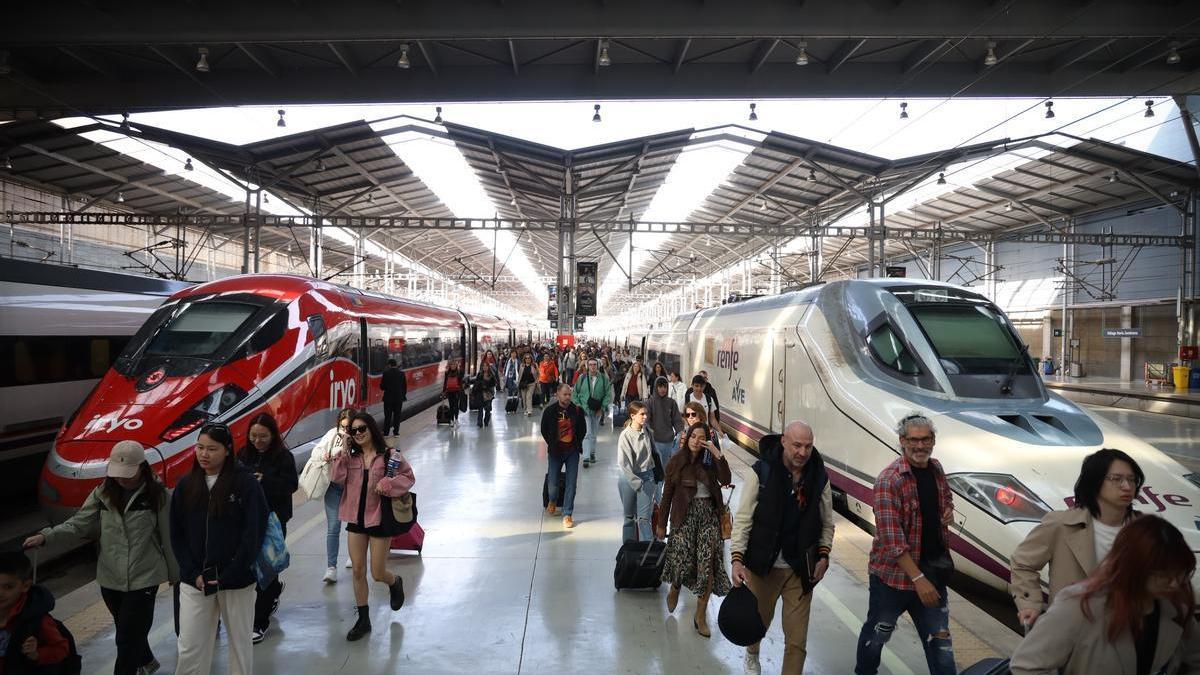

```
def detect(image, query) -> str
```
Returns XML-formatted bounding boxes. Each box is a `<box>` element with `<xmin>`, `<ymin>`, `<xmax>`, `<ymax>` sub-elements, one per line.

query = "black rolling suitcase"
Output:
<box><xmin>614</xmin><ymin>540</ymin><xmax>667</xmax><ymax>590</ymax></box>
<box><xmin>542</xmin><ymin>468</ymin><xmax>567</xmax><ymax>508</ymax></box>
<box><xmin>505</xmin><ymin>396</ymin><xmax>519</xmax><ymax>413</ymax></box>
<box><xmin>436</xmin><ymin>403</ymin><xmax>453</xmax><ymax>425</ymax></box>
<box><xmin>959</xmin><ymin>658</ymin><xmax>1010</xmax><ymax>675</ymax></box>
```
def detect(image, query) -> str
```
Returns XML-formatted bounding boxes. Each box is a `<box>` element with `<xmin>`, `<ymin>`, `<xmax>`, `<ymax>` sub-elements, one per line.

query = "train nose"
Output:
<box><xmin>39</xmin><ymin>440</ymin><xmax>112</xmax><ymax>522</ymax></box>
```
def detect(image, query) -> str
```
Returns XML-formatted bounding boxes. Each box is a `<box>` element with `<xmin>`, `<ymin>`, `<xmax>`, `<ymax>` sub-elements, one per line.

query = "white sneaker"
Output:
<box><xmin>344</xmin><ymin>557</ymin><xmax>353</xmax><ymax>569</ymax></box>
<box><xmin>323</xmin><ymin>567</ymin><xmax>336</xmax><ymax>584</ymax></box>
<box><xmin>743</xmin><ymin>651</ymin><xmax>761</xmax><ymax>675</ymax></box>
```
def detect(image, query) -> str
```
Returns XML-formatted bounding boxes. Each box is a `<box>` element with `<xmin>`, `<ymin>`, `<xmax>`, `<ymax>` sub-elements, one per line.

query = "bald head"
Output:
<box><xmin>781</xmin><ymin>421</ymin><xmax>814</xmax><ymax>473</ymax></box>
<box><xmin>556</xmin><ymin>383</ymin><xmax>573</xmax><ymax>406</ymax></box>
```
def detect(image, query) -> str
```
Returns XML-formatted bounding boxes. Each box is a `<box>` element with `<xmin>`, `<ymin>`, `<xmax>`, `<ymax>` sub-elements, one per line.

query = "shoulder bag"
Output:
<box><xmin>720</xmin><ymin>485</ymin><xmax>734</xmax><ymax>540</ymax></box>
<box><xmin>384</xmin><ymin>449</ymin><xmax>419</xmax><ymax>533</ymax></box>
<box><xmin>298</xmin><ymin>454</ymin><xmax>331</xmax><ymax>501</ymax></box>
<box><xmin>255</xmin><ymin>512</ymin><xmax>291</xmax><ymax>589</ymax></box>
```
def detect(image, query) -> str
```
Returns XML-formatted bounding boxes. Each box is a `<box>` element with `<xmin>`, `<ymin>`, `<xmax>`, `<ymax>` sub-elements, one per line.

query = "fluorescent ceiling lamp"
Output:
<box><xmin>597</xmin><ymin>127</ymin><xmax>758</xmax><ymax>311</ymax></box>
<box><xmin>371</xmin><ymin>119</ymin><xmax>548</xmax><ymax>304</ymax></box>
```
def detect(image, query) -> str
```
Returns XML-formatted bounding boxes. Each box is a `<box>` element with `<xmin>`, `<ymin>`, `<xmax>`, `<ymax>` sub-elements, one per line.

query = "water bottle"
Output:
<box><xmin>386</xmin><ymin>453</ymin><xmax>402</xmax><ymax>478</ymax></box>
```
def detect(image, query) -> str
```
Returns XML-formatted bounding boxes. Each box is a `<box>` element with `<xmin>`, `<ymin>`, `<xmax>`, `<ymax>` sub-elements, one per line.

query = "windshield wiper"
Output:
<box><xmin>1000</xmin><ymin>341</ymin><xmax>1031</xmax><ymax>396</ymax></box>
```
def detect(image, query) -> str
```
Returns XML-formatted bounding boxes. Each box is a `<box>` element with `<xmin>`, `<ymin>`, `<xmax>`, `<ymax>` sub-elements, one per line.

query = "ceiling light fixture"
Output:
<box><xmin>1145</xmin><ymin>100</ymin><xmax>1155</xmax><ymax>117</ymax></box>
<box><xmin>1044</xmin><ymin>100</ymin><xmax>1055</xmax><ymax>119</ymax></box>
<box><xmin>900</xmin><ymin>102</ymin><xmax>909</xmax><ymax>119</ymax></box>
<box><xmin>117</xmin><ymin>190</ymin><xmax>125</xmax><ymax>203</ymax></box>
<box><xmin>1108</xmin><ymin>170</ymin><xmax>1118</xmax><ymax>183</ymax></box>
<box><xmin>984</xmin><ymin>40</ymin><xmax>998</xmax><ymax>67</ymax></box>
<box><xmin>434</xmin><ymin>106</ymin><xmax>443</xmax><ymax>124</ymax></box>
<box><xmin>195</xmin><ymin>47</ymin><xmax>210</xmax><ymax>73</ymax></box>
<box><xmin>748</xmin><ymin>102</ymin><xmax>758</xmax><ymax>122</ymax></box>
<box><xmin>1166</xmin><ymin>41</ymin><xmax>1181</xmax><ymax>65</ymax></box>
<box><xmin>598</xmin><ymin>40</ymin><xmax>611</xmax><ymax>67</ymax></box>
<box><xmin>120</xmin><ymin>112</ymin><xmax>130</xmax><ymax>130</ymax></box>
<box><xmin>262</xmin><ymin>192</ymin><xmax>270</xmax><ymax>204</ymax></box>
<box><xmin>397</xmin><ymin>43</ymin><xmax>411</xmax><ymax>69</ymax></box>
<box><xmin>1005</xmin><ymin>201</ymin><xmax>1013</xmax><ymax>212</ymax></box>
<box><xmin>592</xmin><ymin>104</ymin><xmax>602</xmax><ymax>123</ymax></box>
<box><xmin>368</xmin><ymin>193</ymin><xmax>375</xmax><ymax>204</ymax></box>
<box><xmin>316</xmin><ymin>158</ymin><xmax>326</xmax><ymax>172</ymax></box>
<box><xmin>795</xmin><ymin>41</ymin><xmax>809</xmax><ymax>66</ymax></box>
<box><xmin>3</xmin><ymin>156</ymin><xmax>11</xmax><ymax>170</ymax></box>
<box><xmin>759</xmin><ymin>198</ymin><xmax>767</xmax><ymax>211</ymax></box>
<box><xmin>276</xmin><ymin>109</ymin><xmax>286</xmax><ymax>127</ymax></box>
<box><xmin>937</xmin><ymin>172</ymin><xmax>947</xmax><ymax>185</ymax></box>
<box><xmin>184</xmin><ymin>158</ymin><xmax>194</xmax><ymax>171</ymax></box>
<box><xmin>808</xmin><ymin>168</ymin><xmax>817</xmax><ymax>181</ymax></box>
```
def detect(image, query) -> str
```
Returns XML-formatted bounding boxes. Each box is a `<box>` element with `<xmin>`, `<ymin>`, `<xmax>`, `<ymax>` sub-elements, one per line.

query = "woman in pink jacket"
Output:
<box><xmin>330</xmin><ymin>412</ymin><xmax>414</xmax><ymax>641</ymax></box>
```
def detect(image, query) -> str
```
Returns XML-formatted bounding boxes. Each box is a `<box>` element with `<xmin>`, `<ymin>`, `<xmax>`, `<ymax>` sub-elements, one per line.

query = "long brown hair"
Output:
<box><xmin>1079</xmin><ymin>515</ymin><xmax>1196</xmax><ymax>641</ymax></box>
<box><xmin>99</xmin><ymin>462</ymin><xmax>166</xmax><ymax>511</ymax></box>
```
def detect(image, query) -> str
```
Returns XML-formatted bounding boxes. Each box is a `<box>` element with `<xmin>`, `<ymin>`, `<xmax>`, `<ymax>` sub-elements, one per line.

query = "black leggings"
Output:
<box><xmin>101</xmin><ymin>585</ymin><xmax>158</xmax><ymax>675</ymax></box>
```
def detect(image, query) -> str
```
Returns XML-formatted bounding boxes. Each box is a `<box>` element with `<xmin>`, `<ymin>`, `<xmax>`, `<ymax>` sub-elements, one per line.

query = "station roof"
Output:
<box><xmin>1</xmin><ymin>113</ymin><xmax>1197</xmax><ymax>317</ymax></box>
<box><xmin>3</xmin><ymin>0</ymin><xmax>1200</xmax><ymax>118</ymax></box>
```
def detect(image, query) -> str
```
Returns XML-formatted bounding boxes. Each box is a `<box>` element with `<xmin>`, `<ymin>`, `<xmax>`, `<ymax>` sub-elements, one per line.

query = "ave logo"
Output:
<box><xmin>329</xmin><ymin>371</ymin><xmax>357</xmax><ymax>409</ymax></box>
<box><xmin>730</xmin><ymin>377</ymin><xmax>747</xmax><ymax>405</ymax></box>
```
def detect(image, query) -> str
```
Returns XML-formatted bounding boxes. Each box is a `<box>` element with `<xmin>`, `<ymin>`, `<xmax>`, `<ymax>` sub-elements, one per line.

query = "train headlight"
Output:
<box><xmin>161</xmin><ymin>384</ymin><xmax>248</xmax><ymax>442</ymax></box>
<box><xmin>945</xmin><ymin>473</ymin><xmax>1051</xmax><ymax>524</ymax></box>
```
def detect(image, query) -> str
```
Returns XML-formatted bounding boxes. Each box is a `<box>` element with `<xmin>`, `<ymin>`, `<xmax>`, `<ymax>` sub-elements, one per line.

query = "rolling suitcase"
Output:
<box><xmin>532</xmin><ymin>389</ymin><xmax>544</xmax><ymax>407</ymax></box>
<box><xmin>542</xmin><ymin>468</ymin><xmax>567</xmax><ymax>508</ymax></box>
<box><xmin>505</xmin><ymin>396</ymin><xmax>519</xmax><ymax>413</ymax></box>
<box><xmin>390</xmin><ymin>522</ymin><xmax>425</xmax><ymax>554</ymax></box>
<box><xmin>614</xmin><ymin>540</ymin><xmax>667</xmax><ymax>590</ymax></box>
<box><xmin>436</xmin><ymin>403</ymin><xmax>452</xmax><ymax>425</ymax></box>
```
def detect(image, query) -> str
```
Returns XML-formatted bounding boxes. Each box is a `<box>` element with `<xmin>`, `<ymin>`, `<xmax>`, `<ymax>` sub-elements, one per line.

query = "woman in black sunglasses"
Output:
<box><xmin>329</xmin><ymin>412</ymin><xmax>413</xmax><ymax>641</ymax></box>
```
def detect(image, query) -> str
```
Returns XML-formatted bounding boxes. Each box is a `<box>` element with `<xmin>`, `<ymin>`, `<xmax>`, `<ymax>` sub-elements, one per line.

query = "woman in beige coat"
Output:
<box><xmin>1009</xmin><ymin>448</ymin><xmax>1143</xmax><ymax>626</ymax></box>
<box><xmin>1010</xmin><ymin>515</ymin><xmax>1198</xmax><ymax>675</ymax></box>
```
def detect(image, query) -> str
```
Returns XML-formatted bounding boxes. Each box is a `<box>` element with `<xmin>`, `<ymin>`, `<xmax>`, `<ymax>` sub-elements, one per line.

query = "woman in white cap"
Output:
<box><xmin>24</xmin><ymin>440</ymin><xmax>177</xmax><ymax>675</ymax></box>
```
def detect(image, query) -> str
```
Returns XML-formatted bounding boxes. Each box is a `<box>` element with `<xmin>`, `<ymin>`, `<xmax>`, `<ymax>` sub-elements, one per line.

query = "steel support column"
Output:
<box><xmin>558</xmin><ymin>163</ymin><xmax>577</xmax><ymax>336</ymax></box>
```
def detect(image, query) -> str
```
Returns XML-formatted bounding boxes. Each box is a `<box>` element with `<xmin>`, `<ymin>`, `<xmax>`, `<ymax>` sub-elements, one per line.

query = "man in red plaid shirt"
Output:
<box><xmin>855</xmin><ymin>413</ymin><xmax>957</xmax><ymax>675</ymax></box>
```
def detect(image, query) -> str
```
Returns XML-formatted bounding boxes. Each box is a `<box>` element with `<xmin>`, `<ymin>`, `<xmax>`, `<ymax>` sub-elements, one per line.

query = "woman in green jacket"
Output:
<box><xmin>25</xmin><ymin>440</ymin><xmax>177</xmax><ymax>675</ymax></box>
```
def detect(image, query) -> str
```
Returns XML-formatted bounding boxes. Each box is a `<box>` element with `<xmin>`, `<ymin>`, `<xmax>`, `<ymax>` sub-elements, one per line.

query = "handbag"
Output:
<box><xmin>719</xmin><ymin>486</ymin><xmax>734</xmax><ymax>540</ymax></box>
<box><xmin>255</xmin><ymin>512</ymin><xmax>291</xmax><ymax>589</ymax></box>
<box><xmin>298</xmin><ymin>455</ymin><xmax>330</xmax><ymax>501</ymax></box>
<box><xmin>650</xmin><ymin>445</ymin><xmax>664</xmax><ymax>483</ymax></box>
<box><xmin>390</xmin><ymin>491</ymin><xmax>417</xmax><ymax>527</ymax></box>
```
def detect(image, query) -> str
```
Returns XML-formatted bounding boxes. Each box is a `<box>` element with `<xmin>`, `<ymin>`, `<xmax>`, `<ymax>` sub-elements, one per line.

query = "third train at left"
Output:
<box><xmin>39</xmin><ymin>272</ymin><xmax>542</xmax><ymax>522</ymax></box>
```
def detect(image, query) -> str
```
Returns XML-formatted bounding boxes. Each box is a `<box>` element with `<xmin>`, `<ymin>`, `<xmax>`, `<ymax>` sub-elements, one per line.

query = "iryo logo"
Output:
<box><xmin>329</xmin><ymin>371</ymin><xmax>357</xmax><ymax>409</ymax></box>
<box><xmin>84</xmin><ymin>414</ymin><xmax>144</xmax><ymax>434</ymax></box>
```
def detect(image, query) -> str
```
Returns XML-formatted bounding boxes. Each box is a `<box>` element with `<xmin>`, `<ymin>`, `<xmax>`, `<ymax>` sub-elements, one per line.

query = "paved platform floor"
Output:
<box><xmin>1045</xmin><ymin>376</ymin><xmax>1200</xmax><ymax>419</ymax></box>
<box><xmin>58</xmin><ymin>402</ymin><xmax>1019</xmax><ymax>674</ymax></box>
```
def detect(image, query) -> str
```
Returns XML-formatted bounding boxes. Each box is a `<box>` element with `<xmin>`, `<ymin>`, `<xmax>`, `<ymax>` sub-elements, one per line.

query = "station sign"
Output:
<box><xmin>574</xmin><ymin>316</ymin><xmax>586</xmax><ymax>330</ymax></box>
<box><xmin>556</xmin><ymin>334</ymin><xmax>576</xmax><ymax>349</ymax></box>
<box><xmin>1102</xmin><ymin>328</ymin><xmax>1142</xmax><ymax>338</ymax></box>
<box><xmin>885</xmin><ymin>266</ymin><xmax>907</xmax><ymax>278</ymax></box>
<box><xmin>549</xmin><ymin>319</ymin><xmax>558</xmax><ymax>329</ymax></box>
<box><xmin>547</xmin><ymin>284</ymin><xmax>558</xmax><ymax>321</ymax></box>
<box><xmin>1053</xmin><ymin>329</ymin><xmax>1063</xmax><ymax>337</ymax></box>
<box><xmin>576</xmin><ymin>261</ymin><xmax>597</xmax><ymax>316</ymax></box>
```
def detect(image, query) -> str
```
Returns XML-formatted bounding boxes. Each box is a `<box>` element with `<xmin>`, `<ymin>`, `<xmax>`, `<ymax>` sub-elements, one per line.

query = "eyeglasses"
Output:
<box><xmin>903</xmin><ymin>436</ymin><xmax>934</xmax><ymax>445</ymax></box>
<box><xmin>684</xmin><ymin>412</ymin><xmax>700</xmax><ymax>418</ymax></box>
<box><xmin>350</xmin><ymin>426</ymin><xmax>370</xmax><ymax>435</ymax></box>
<box><xmin>1105</xmin><ymin>474</ymin><xmax>1138</xmax><ymax>487</ymax></box>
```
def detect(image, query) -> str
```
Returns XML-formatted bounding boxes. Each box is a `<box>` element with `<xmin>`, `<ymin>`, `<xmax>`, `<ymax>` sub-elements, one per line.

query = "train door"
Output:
<box><xmin>770</xmin><ymin>330</ymin><xmax>788</xmax><ymax>433</ymax></box>
<box><xmin>469</xmin><ymin>326</ymin><xmax>479</xmax><ymax>374</ymax></box>
<box><xmin>359</xmin><ymin>319</ymin><xmax>370</xmax><ymax>402</ymax></box>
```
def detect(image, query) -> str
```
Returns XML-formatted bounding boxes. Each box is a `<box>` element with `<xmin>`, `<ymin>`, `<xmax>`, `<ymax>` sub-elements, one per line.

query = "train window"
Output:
<box><xmin>247</xmin><ymin>308</ymin><xmax>288</xmax><ymax>356</ymax></box>
<box><xmin>368</xmin><ymin>326</ymin><xmax>389</xmax><ymax>375</ymax></box>
<box><xmin>0</xmin><ymin>336</ymin><xmax>131</xmax><ymax>387</ymax></box>
<box><xmin>867</xmin><ymin>324</ymin><xmax>921</xmax><ymax>375</ymax></box>
<box><xmin>307</xmin><ymin>316</ymin><xmax>328</xmax><ymax>357</ymax></box>
<box><xmin>145</xmin><ymin>301</ymin><xmax>258</xmax><ymax>358</ymax></box>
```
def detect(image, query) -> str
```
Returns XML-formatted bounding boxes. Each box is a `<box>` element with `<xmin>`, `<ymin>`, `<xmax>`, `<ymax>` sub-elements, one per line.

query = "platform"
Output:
<box><xmin>55</xmin><ymin>403</ymin><xmax>1020</xmax><ymax>674</ymax></box>
<box><xmin>1044</xmin><ymin>376</ymin><xmax>1200</xmax><ymax>419</ymax></box>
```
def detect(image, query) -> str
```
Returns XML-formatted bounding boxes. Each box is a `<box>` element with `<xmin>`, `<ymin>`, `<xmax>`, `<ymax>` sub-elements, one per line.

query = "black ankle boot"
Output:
<box><xmin>389</xmin><ymin>576</ymin><xmax>406</xmax><ymax>611</ymax></box>
<box><xmin>346</xmin><ymin>605</ymin><xmax>372</xmax><ymax>641</ymax></box>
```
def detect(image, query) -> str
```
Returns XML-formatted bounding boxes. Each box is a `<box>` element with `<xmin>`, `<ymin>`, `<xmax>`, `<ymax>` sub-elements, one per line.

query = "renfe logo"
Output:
<box><xmin>1063</xmin><ymin>486</ymin><xmax>1193</xmax><ymax>513</ymax></box>
<box><xmin>330</xmin><ymin>371</ymin><xmax>357</xmax><ymax>409</ymax></box>
<box><xmin>715</xmin><ymin>338</ymin><xmax>739</xmax><ymax>381</ymax></box>
<box><xmin>84</xmin><ymin>414</ymin><xmax>143</xmax><ymax>434</ymax></box>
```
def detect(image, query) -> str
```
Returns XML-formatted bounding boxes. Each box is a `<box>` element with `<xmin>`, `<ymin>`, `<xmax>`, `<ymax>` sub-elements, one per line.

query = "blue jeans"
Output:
<box><xmin>546</xmin><ymin>451</ymin><xmax>580</xmax><ymax>516</ymax></box>
<box><xmin>618</xmin><ymin>471</ymin><xmax>656</xmax><ymax>542</ymax></box>
<box><xmin>583</xmin><ymin>410</ymin><xmax>601</xmax><ymax>460</ymax></box>
<box><xmin>854</xmin><ymin>574</ymin><xmax>956</xmax><ymax>675</ymax></box>
<box><xmin>323</xmin><ymin>482</ymin><xmax>344</xmax><ymax>568</ymax></box>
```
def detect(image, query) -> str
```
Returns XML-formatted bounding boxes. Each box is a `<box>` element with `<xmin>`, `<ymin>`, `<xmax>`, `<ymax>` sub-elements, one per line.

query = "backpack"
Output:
<box><xmin>51</xmin><ymin>619</ymin><xmax>82</xmax><ymax>675</ymax></box>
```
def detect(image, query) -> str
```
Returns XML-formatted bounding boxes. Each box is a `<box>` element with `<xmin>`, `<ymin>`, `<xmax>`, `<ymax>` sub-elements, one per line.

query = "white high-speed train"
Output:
<box><xmin>632</xmin><ymin>279</ymin><xmax>1200</xmax><ymax>593</ymax></box>
<box><xmin>0</xmin><ymin>259</ymin><xmax>189</xmax><ymax>506</ymax></box>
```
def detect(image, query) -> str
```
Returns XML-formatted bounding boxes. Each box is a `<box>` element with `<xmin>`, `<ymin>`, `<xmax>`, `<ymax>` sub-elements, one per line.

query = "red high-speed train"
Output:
<box><xmin>39</xmin><ymin>274</ymin><xmax>540</xmax><ymax>522</ymax></box>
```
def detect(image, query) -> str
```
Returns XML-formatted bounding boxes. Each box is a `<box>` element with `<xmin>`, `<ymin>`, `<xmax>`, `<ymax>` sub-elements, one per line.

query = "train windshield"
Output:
<box><xmin>906</xmin><ymin>302</ymin><xmax>1039</xmax><ymax>398</ymax></box>
<box><xmin>145</xmin><ymin>301</ymin><xmax>259</xmax><ymax>357</ymax></box>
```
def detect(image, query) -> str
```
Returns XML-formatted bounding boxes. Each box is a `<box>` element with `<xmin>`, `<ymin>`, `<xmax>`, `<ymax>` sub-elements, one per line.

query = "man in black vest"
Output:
<box><xmin>730</xmin><ymin>421</ymin><xmax>834</xmax><ymax>675</ymax></box>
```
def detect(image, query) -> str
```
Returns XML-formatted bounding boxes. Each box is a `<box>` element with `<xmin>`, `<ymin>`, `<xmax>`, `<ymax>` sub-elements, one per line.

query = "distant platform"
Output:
<box><xmin>54</xmin><ymin>403</ymin><xmax>1018</xmax><ymax>674</ymax></box>
<box><xmin>1044</xmin><ymin>376</ymin><xmax>1200</xmax><ymax>419</ymax></box>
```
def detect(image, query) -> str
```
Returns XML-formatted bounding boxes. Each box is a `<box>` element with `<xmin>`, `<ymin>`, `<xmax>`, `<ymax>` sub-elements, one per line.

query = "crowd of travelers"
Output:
<box><xmin>6</xmin><ymin>336</ymin><xmax>1198</xmax><ymax>675</ymax></box>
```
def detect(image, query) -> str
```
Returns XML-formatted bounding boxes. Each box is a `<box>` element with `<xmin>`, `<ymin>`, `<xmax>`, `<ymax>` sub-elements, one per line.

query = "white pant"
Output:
<box><xmin>176</xmin><ymin>583</ymin><xmax>256</xmax><ymax>675</ymax></box>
